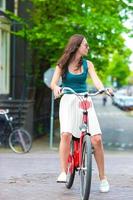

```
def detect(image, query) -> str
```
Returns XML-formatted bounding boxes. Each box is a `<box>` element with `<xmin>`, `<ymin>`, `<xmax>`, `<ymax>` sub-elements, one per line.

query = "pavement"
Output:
<box><xmin>0</xmin><ymin>136</ymin><xmax>133</xmax><ymax>200</ymax></box>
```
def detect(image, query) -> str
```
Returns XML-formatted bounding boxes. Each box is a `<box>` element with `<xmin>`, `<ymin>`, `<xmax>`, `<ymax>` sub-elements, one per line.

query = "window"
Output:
<box><xmin>0</xmin><ymin>0</ymin><xmax>6</xmax><ymax>11</ymax></box>
<box><xmin>0</xmin><ymin>20</ymin><xmax>10</xmax><ymax>94</ymax></box>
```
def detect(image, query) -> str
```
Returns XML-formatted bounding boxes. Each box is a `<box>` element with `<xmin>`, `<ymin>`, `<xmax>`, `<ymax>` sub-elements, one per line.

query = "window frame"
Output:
<box><xmin>0</xmin><ymin>17</ymin><xmax>11</xmax><ymax>94</ymax></box>
<box><xmin>0</xmin><ymin>0</ymin><xmax>6</xmax><ymax>11</ymax></box>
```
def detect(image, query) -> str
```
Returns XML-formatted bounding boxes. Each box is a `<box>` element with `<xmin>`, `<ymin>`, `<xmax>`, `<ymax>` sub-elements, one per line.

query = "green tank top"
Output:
<box><xmin>62</xmin><ymin>59</ymin><xmax>88</xmax><ymax>93</ymax></box>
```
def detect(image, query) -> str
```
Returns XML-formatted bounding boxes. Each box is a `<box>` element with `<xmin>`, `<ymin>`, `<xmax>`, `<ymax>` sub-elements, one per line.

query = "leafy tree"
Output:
<box><xmin>25</xmin><ymin>0</ymin><xmax>133</xmax><ymax>83</ymax></box>
<box><xmin>7</xmin><ymin>0</ymin><xmax>133</xmax><ymax>85</ymax></box>
<box><xmin>104</xmin><ymin>48</ymin><xmax>131</xmax><ymax>87</ymax></box>
<box><xmin>126</xmin><ymin>70</ymin><xmax>133</xmax><ymax>85</ymax></box>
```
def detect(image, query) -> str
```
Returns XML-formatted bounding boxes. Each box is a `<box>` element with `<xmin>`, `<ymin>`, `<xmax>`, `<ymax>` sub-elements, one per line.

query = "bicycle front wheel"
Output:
<box><xmin>9</xmin><ymin>128</ymin><xmax>32</xmax><ymax>154</ymax></box>
<box><xmin>80</xmin><ymin>134</ymin><xmax>92</xmax><ymax>200</ymax></box>
<box><xmin>66</xmin><ymin>139</ymin><xmax>75</xmax><ymax>189</ymax></box>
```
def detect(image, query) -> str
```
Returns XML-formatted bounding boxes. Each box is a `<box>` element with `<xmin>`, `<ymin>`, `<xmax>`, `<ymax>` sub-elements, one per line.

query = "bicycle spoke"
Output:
<box><xmin>17</xmin><ymin>130</ymin><xmax>28</xmax><ymax>152</ymax></box>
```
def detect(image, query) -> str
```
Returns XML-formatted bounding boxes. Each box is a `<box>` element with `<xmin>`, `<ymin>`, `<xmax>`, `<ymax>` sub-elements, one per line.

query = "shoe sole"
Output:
<box><xmin>100</xmin><ymin>190</ymin><xmax>109</xmax><ymax>193</ymax></box>
<box><xmin>56</xmin><ymin>180</ymin><xmax>66</xmax><ymax>183</ymax></box>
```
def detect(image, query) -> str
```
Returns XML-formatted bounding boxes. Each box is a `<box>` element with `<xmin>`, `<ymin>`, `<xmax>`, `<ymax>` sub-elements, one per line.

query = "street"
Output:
<box><xmin>93</xmin><ymin>96</ymin><xmax>133</xmax><ymax>150</ymax></box>
<box><xmin>0</xmin><ymin>148</ymin><xmax>133</xmax><ymax>200</ymax></box>
<box><xmin>0</xmin><ymin>96</ymin><xmax>133</xmax><ymax>200</ymax></box>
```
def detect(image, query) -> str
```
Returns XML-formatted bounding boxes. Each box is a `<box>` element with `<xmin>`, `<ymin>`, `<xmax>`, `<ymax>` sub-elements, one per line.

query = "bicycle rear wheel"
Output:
<box><xmin>80</xmin><ymin>134</ymin><xmax>92</xmax><ymax>200</ymax></box>
<box><xmin>66</xmin><ymin>139</ymin><xmax>76</xmax><ymax>189</ymax></box>
<box><xmin>9</xmin><ymin>128</ymin><xmax>32</xmax><ymax>154</ymax></box>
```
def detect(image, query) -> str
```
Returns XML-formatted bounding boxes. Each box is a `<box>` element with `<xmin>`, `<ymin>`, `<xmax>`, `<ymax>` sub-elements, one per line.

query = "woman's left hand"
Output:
<box><xmin>106</xmin><ymin>88</ymin><xmax>114</xmax><ymax>96</ymax></box>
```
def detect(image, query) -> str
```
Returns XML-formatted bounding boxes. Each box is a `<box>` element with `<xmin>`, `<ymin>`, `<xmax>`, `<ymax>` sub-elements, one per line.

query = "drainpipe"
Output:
<box><xmin>12</xmin><ymin>0</ymin><xmax>19</xmax><ymax>98</ymax></box>
<box><xmin>14</xmin><ymin>0</ymin><xmax>19</xmax><ymax>16</ymax></box>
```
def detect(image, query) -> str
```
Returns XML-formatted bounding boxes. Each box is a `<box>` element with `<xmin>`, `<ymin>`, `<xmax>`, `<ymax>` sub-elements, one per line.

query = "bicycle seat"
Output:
<box><xmin>0</xmin><ymin>109</ymin><xmax>9</xmax><ymax>114</ymax></box>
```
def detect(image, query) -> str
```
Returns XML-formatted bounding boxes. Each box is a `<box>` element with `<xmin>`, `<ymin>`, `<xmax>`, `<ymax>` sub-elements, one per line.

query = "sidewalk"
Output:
<box><xmin>0</xmin><ymin>136</ymin><xmax>133</xmax><ymax>200</ymax></box>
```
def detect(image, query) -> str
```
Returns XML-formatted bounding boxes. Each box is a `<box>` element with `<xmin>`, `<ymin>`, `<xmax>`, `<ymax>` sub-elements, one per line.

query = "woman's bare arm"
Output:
<box><xmin>87</xmin><ymin>61</ymin><xmax>104</xmax><ymax>90</ymax></box>
<box><xmin>50</xmin><ymin>65</ymin><xmax>62</xmax><ymax>97</ymax></box>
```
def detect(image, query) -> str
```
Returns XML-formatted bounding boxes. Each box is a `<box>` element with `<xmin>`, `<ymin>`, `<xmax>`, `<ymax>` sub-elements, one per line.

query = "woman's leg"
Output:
<box><xmin>91</xmin><ymin>134</ymin><xmax>110</xmax><ymax>192</ymax></box>
<box><xmin>91</xmin><ymin>134</ymin><xmax>105</xmax><ymax>180</ymax></box>
<box><xmin>57</xmin><ymin>132</ymin><xmax>72</xmax><ymax>182</ymax></box>
<box><xmin>59</xmin><ymin>133</ymin><xmax>72</xmax><ymax>172</ymax></box>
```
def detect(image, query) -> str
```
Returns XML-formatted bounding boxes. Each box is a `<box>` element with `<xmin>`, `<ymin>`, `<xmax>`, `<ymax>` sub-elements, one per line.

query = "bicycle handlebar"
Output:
<box><xmin>0</xmin><ymin>109</ymin><xmax>9</xmax><ymax>114</ymax></box>
<box><xmin>61</xmin><ymin>87</ymin><xmax>114</xmax><ymax>97</ymax></box>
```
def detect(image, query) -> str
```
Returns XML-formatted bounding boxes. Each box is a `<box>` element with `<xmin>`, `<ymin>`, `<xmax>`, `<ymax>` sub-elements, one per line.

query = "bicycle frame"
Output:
<box><xmin>63</xmin><ymin>87</ymin><xmax>113</xmax><ymax>199</ymax></box>
<box><xmin>68</xmin><ymin>93</ymin><xmax>91</xmax><ymax>172</ymax></box>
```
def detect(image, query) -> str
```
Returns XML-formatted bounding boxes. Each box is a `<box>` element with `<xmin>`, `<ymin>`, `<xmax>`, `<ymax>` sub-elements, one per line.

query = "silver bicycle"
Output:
<box><xmin>0</xmin><ymin>109</ymin><xmax>32</xmax><ymax>154</ymax></box>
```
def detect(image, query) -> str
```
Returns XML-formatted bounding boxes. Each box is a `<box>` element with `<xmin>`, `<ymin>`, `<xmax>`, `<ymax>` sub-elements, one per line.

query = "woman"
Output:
<box><xmin>51</xmin><ymin>34</ymin><xmax>111</xmax><ymax>193</ymax></box>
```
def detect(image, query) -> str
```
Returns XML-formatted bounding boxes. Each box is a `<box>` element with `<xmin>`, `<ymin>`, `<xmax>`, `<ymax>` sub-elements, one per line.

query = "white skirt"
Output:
<box><xmin>59</xmin><ymin>94</ymin><xmax>102</xmax><ymax>138</ymax></box>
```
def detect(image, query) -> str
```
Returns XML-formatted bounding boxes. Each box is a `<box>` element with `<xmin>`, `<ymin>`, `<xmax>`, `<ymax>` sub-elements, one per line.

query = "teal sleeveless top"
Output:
<box><xmin>62</xmin><ymin>59</ymin><xmax>88</xmax><ymax>93</ymax></box>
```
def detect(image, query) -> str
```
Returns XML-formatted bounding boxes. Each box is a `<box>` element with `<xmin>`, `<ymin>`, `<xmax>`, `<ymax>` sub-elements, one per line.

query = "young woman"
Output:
<box><xmin>51</xmin><ymin>34</ymin><xmax>112</xmax><ymax>193</ymax></box>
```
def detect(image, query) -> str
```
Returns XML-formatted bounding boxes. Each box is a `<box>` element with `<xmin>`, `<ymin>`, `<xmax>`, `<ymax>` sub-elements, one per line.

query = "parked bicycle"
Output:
<box><xmin>60</xmin><ymin>87</ymin><xmax>113</xmax><ymax>200</ymax></box>
<box><xmin>0</xmin><ymin>109</ymin><xmax>32</xmax><ymax>154</ymax></box>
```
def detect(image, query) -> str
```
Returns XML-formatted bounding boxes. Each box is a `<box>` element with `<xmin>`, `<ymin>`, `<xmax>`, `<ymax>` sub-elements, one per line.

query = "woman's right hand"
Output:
<box><xmin>53</xmin><ymin>85</ymin><xmax>62</xmax><ymax>98</ymax></box>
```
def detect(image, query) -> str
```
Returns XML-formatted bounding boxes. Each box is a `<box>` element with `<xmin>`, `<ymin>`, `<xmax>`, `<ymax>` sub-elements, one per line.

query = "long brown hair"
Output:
<box><xmin>57</xmin><ymin>34</ymin><xmax>84</xmax><ymax>77</ymax></box>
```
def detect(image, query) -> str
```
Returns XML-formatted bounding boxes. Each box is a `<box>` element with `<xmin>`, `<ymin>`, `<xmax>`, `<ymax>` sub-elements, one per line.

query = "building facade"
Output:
<box><xmin>0</xmin><ymin>0</ymin><xmax>34</xmax><ymax>135</ymax></box>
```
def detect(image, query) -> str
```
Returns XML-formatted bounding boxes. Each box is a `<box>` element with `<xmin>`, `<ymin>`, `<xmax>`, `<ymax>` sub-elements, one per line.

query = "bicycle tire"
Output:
<box><xmin>66</xmin><ymin>139</ymin><xmax>76</xmax><ymax>189</ymax></box>
<box><xmin>80</xmin><ymin>134</ymin><xmax>92</xmax><ymax>200</ymax></box>
<box><xmin>9</xmin><ymin>128</ymin><xmax>32</xmax><ymax>154</ymax></box>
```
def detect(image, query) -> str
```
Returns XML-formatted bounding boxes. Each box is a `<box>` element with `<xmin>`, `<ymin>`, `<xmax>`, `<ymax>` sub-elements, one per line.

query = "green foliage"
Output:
<box><xmin>104</xmin><ymin>48</ymin><xmax>131</xmax><ymax>86</ymax></box>
<box><xmin>7</xmin><ymin>0</ymin><xmax>133</xmax><ymax>86</ymax></box>
<box><xmin>126</xmin><ymin>70</ymin><xmax>133</xmax><ymax>85</ymax></box>
<box><xmin>27</xmin><ymin>0</ymin><xmax>133</xmax><ymax>83</ymax></box>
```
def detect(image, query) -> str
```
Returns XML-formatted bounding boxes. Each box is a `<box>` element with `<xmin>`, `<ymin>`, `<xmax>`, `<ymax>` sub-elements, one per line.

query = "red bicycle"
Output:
<box><xmin>61</xmin><ymin>87</ymin><xmax>110</xmax><ymax>200</ymax></box>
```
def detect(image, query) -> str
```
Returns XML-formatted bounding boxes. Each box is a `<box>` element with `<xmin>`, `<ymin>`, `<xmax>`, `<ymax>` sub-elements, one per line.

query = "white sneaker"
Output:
<box><xmin>100</xmin><ymin>179</ymin><xmax>110</xmax><ymax>193</ymax></box>
<box><xmin>56</xmin><ymin>172</ymin><xmax>67</xmax><ymax>183</ymax></box>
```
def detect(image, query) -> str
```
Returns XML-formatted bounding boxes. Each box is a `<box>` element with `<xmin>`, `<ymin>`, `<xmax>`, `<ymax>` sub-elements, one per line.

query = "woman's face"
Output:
<box><xmin>78</xmin><ymin>38</ymin><xmax>89</xmax><ymax>56</ymax></box>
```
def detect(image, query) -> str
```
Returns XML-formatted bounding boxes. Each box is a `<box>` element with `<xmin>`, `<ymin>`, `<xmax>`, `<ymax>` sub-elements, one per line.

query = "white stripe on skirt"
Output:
<box><xmin>59</xmin><ymin>94</ymin><xmax>102</xmax><ymax>138</ymax></box>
